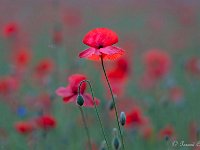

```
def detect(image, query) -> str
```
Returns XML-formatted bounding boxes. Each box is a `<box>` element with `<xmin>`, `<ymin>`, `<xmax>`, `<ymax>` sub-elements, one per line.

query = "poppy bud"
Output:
<box><xmin>113</xmin><ymin>128</ymin><xmax>118</xmax><ymax>136</ymax></box>
<box><xmin>120</xmin><ymin>112</ymin><xmax>126</xmax><ymax>126</ymax></box>
<box><xmin>112</xmin><ymin>128</ymin><xmax>121</xmax><ymax>150</ymax></box>
<box><xmin>100</xmin><ymin>140</ymin><xmax>107</xmax><ymax>150</ymax></box>
<box><xmin>108</xmin><ymin>100</ymin><xmax>114</xmax><ymax>111</ymax></box>
<box><xmin>112</xmin><ymin>137</ymin><xmax>121</xmax><ymax>150</ymax></box>
<box><xmin>165</xmin><ymin>135</ymin><xmax>169</xmax><ymax>141</ymax></box>
<box><xmin>77</xmin><ymin>95</ymin><xmax>84</xmax><ymax>106</ymax></box>
<box><xmin>108</xmin><ymin>95</ymin><xmax>117</xmax><ymax>111</ymax></box>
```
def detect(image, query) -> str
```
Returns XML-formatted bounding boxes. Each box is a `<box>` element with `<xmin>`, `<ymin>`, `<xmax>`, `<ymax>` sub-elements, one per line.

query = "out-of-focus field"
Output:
<box><xmin>0</xmin><ymin>0</ymin><xmax>200</xmax><ymax>150</ymax></box>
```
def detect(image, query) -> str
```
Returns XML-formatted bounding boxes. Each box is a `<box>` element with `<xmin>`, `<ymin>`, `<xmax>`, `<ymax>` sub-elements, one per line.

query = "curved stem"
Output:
<box><xmin>78</xmin><ymin>80</ymin><xmax>110</xmax><ymax>150</ymax></box>
<box><xmin>79</xmin><ymin>106</ymin><xmax>92</xmax><ymax>150</ymax></box>
<box><xmin>100</xmin><ymin>56</ymin><xmax>125</xmax><ymax>150</ymax></box>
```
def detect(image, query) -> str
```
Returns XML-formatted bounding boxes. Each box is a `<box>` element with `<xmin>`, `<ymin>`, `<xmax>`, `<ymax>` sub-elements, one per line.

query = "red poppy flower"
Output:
<box><xmin>106</xmin><ymin>58</ymin><xmax>129</xmax><ymax>96</ymax></box>
<box><xmin>186</xmin><ymin>57</ymin><xmax>200</xmax><ymax>75</ymax></box>
<box><xmin>12</xmin><ymin>49</ymin><xmax>31</xmax><ymax>69</ymax></box>
<box><xmin>15</xmin><ymin>121</ymin><xmax>33</xmax><ymax>134</ymax></box>
<box><xmin>35</xmin><ymin>58</ymin><xmax>54</xmax><ymax>77</ymax></box>
<box><xmin>3</xmin><ymin>22</ymin><xmax>19</xmax><ymax>38</ymax></box>
<box><xmin>79</xmin><ymin>28</ymin><xmax>125</xmax><ymax>61</ymax></box>
<box><xmin>56</xmin><ymin>74</ymin><xmax>100</xmax><ymax>107</ymax></box>
<box><xmin>0</xmin><ymin>76</ymin><xmax>20</xmax><ymax>95</ymax></box>
<box><xmin>108</xmin><ymin>58</ymin><xmax>129</xmax><ymax>80</ymax></box>
<box><xmin>36</xmin><ymin>115</ymin><xmax>56</xmax><ymax>130</ymax></box>
<box><xmin>125</xmin><ymin>107</ymin><xmax>146</xmax><ymax>127</ymax></box>
<box><xmin>158</xmin><ymin>125</ymin><xmax>175</xmax><ymax>139</ymax></box>
<box><xmin>0</xmin><ymin>78</ymin><xmax>9</xmax><ymax>95</ymax></box>
<box><xmin>63</xmin><ymin>8</ymin><xmax>83</xmax><ymax>28</ymax></box>
<box><xmin>143</xmin><ymin>49</ymin><xmax>171</xmax><ymax>79</ymax></box>
<box><xmin>53</xmin><ymin>29</ymin><xmax>63</xmax><ymax>46</ymax></box>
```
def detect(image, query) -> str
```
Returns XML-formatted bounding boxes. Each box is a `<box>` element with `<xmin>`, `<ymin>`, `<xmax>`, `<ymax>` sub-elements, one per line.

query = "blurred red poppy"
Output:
<box><xmin>53</xmin><ymin>29</ymin><xmax>63</xmax><ymax>46</ymax></box>
<box><xmin>143</xmin><ymin>49</ymin><xmax>171</xmax><ymax>79</ymax></box>
<box><xmin>125</xmin><ymin>106</ymin><xmax>146</xmax><ymax>128</ymax></box>
<box><xmin>63</xmin><ymin>8</ymin><xmax>83</xmax><ymax>28</ymax></box>
<box><xmin>12</xmin><ymin>48</ymin><xmax>31</xmax><ymax>70</ymax></box>
<box><xmin>158</xmin><ymin>125</ymin><xmax>175</xmax><ymax>139</ymax></box>
<box><xmin>3</xmin><ymin>22</ymin><xmax>19</xmax><ymax>38</ymax></box>
<box><xmin>0</xmin><ymin>76</ymin><xmax>20</xmax><ymax>96</ymax></box>
<box><xmin>186</xmin><ymin>57</ymin><xmax>200</xmax><ymax>75</ymax></box>
<box><xmin>106</xmin><ymin>58</ymin><xmax>129</xmax><ymax>96</ymax></box>
<box><xmin>35</xmin><ymin>58</ymin><xmax>54</xmax><ymax>78</ymax></box>
<box><xmin>15</xmin><ymin>121</ymin><xmax>33</xmax><ymax>134</ymax></box>
<box><xmin>36</xmin><ymin>115</ymin><xmax>56</xmax><ymax>130</ymax></box>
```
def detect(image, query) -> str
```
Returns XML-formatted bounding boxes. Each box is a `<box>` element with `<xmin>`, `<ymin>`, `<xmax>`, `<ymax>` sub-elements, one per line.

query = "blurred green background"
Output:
<box><xmin>0</xmin><ymin>0</ymin><xmax>200</xmax><ymax>149</ymax></box>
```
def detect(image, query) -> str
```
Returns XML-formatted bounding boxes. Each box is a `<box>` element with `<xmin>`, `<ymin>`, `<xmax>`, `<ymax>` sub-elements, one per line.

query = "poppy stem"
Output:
<box><xmin>78</xmin><ymin>80</ymin><xmax>111</xmax><ymax>150</ymax></box>
<box><xmin>79</xmin><ymin>106</ymin><xmax>92</xmax><ymax>150</ymax></box>
<box><xmin>100</xmin><ymin>56</ymin><xmax>125</xmax><ymax>150</ymax></box>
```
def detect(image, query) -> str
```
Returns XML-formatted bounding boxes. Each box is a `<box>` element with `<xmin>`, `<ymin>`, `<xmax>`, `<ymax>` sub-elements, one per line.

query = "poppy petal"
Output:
<box><xmin>68</xmin><ymin>74</ymin><xmax>87</xmax><ymax>94</ymax></box>
<box><xmin>55</xmin><ymin>86</ymin><xmax>73</xmax><ymax>97</ymax></box>
<box><xmin>83</xmin><ymin>28</ymin><xmax>118</xmax><ymax>48</ymax></box>
<box><xmin>79</xmin><ymin>48</ymin><xmax>101</xmax><ymax>61</ymax></box>
<box><xmin>100</xmin><ymin>46</ymin><xmax>125</xmax><ymax>60</ymax></box>
<box><xmin>63</xmin><ymin>95</ymin><xmax>76</xmax><ymax>103</ymax></box>
<box><xmin>82</xmin><ymin>93</ymin><xmax>100</xmax><ymax>107</ymax></box>
<box><xmin>79</xmin><ymin>48</ymin><xmax>96</xmax><ymax>58</ymax></box>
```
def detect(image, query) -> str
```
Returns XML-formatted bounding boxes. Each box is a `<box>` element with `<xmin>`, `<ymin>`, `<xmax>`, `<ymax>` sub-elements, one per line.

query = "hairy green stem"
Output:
<box><xmin>100</xmin><ymin>56</ymin><xmax>125</xmax><ymax>150</ymax></box>
<box><xmin>78</xmin><ymin>80</ymin><xmax>110</xmax><ymax>150</ymax></box>
<box><xmin>79</xmin><ymin>106</ymin><xmax>92</xmax><ymax>150</ymax></box>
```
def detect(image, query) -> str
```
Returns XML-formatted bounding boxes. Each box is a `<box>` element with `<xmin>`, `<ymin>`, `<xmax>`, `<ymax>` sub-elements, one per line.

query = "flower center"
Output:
<box><xmin>98</xmin><ymin>45</ymin><xmax>103</xmax><ymax>49</ymax></box>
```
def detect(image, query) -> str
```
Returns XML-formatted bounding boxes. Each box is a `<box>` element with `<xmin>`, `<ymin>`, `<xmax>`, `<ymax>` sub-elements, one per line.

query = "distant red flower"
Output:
<box><xmin>63</xmin><ymin>8</ymin><xmax>83</xmax><ymax>28</ymax></box>
<box><xmin>143</xmin><ymin>49</ymin><xmax>171</xmax><ymax>79</ymax></box>
<box><xmin>0</xmin><ymin>79</ymin><xmax>9</xmax><ymax>95</ymax></box>
<box><xmin>0</xmin><ymin>76</ymin><xmax>19</xmax><ymax>95</ymax></box>
<box><xmin>158</xmin><ymin>125</ymin><xmax>175</xmax><ymax>139</ymax></box>
<box><xmin>53</xmin><ymin>29</ymin><xmax>63</xmax><ymax>46</ymax></box>
<box><xmin>35</xmin><ymin>58</ymin><xmax>54</xmax><ymax>77</ymax></box>
<box><xmin>56</xmin><ymin>74</ymin><xmax>100</xmax><ymax>107</ymax></box>
<box><xmin>186</xmin><ymin>57</ymin><xmax>200</xmax><ymax>75</ymax></box>
<box><xmin>36</xmin><ymin>115</ymin><xmax>56</xmax><ymax>130</ymax></box>
<box><xmin>79</xmin><ymin>28</ymin><xmax>125</xmax><ymax>61</ymax></box>
<box><xmin>125</xmin><ymin>107</ymin><xmax>146</xmax><ymax>128</ymax></box>
<box><xmin>106</xmin><ymin>58</ymin><xmax>129</xmax><ymax>96</ymax></box>
<box><xmin>12</xmin><ymin>49</ymin><xmax>31</xmax><ymax>69</ymax></box>
<box><xmin>108</xmin><ymin>58</ymin><xmax>129</xmax><ymax>80</ymax></box>
<box><xmin>3</xmin><ymin>22</ymin><xmax>19</xmax><ymax>38</ymax></box>
<box><xmin>15</xmin><ymin>121</ymin><xmax>33</xmax><ymax>134</ymax></box>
